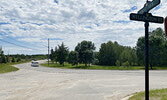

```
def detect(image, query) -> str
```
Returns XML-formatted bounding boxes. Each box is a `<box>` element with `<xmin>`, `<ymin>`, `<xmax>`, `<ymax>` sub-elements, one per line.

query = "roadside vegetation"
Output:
<box><xmin>0</xmin><ymin>63</ymin><xmax>19</xmax><ymax>73</ymax></box>
<box><xmin>0</xmin><ymin>47</ymin><xmax>47</xmax><ymax>73</ymax></box>
<box><xmin>48</xmin><ymin>28</ymin><xmax>167</xmax><ymax>70</ymax></box>
<box><xmin>41</xmin><ymin>63</ymin><xmax>143</xmax><ymax>70</ymax></box>
<box><xmin>2</xmin><ymin>28</ymin><xmax>167</xmax><ymax>70</ymax></box>
<box><xmin>41</xmin><ymin>62</ymin><xmax>167</xmax><ymax>70</ymax></box>
<box><xmin>129</xmin><ymin>88</ymin><xmax>167</xmax><ymax>100</ymax></box>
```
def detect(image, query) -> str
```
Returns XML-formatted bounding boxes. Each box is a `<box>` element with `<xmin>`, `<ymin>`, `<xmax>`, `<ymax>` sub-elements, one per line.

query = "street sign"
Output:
<box><xmin>165</xmin><ymin>17</ymin><xmax>167</xmax><ymax>36</ymax></box>
<box><xmin>130</xmin><ymin>13</ymin><xmax>164</xmax><ymax>23</ymax></box>
<box><xmin>138</xmin><ymin>0</ymin><xmax>160</xmax><ymax>14</ymax></box>
<box><xmin>130</xmin><ymin>1</ymin><xmax>163</xmax><ymax>100</ymax></box>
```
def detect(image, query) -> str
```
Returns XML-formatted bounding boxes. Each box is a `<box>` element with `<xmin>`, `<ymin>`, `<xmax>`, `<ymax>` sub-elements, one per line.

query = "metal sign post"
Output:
<box><xmin>130</xmin><ymin>0</ymin><xmax>164</xmax><ymax>100</ymax></box>
<box><xmin>165</xmin><ymin>17</ymin><xmax>167</xmax><ymax>36</ymax></box>
<box><xmin>145</xmin><ymin>21</ymin><xmax>149</xmax><ymax>100</ymax></box>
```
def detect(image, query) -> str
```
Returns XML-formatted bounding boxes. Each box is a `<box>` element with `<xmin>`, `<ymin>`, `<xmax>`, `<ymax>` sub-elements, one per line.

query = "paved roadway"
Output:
<box><xmin>0</xmin><ymin>60</ymin><xmax>167</xmax><ymax>100</ymax></box>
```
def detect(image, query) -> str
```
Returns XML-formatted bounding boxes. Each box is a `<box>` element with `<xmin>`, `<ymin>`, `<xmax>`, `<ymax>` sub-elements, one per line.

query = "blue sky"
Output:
<box><xmin>0</xmin><ymin>0</ymin><xmax>167</xmax><ymax>54</ymax></box>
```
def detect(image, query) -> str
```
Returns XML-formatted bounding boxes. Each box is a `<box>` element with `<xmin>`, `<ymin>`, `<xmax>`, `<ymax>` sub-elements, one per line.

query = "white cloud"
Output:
<box><xmin>0</xmin><ymin>0</ymin><xmax>166</xmax><ymax>54</ymax></box>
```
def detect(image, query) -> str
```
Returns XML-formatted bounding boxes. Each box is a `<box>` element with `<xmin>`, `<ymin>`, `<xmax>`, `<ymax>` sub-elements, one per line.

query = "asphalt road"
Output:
<box><xmin>1</xmin><ymin>60</ymin><xmax>167</xmax><ymax>100</ymax></box>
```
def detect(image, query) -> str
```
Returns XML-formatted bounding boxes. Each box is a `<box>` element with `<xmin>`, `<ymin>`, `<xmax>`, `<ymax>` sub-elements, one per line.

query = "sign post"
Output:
<box><xmin>145</xmin><ymin>21</ymin><xmax>149</xmax><ymax>100</ymax></box>
<box><xmin>130</xmin><ymin>0</ymin><xmax>164</xmax><ymax>100</ymax></box>
<box><xmin>165</xmin><ymin>17</ymin><xmax>167</xmax><ymax>36</ymax></box>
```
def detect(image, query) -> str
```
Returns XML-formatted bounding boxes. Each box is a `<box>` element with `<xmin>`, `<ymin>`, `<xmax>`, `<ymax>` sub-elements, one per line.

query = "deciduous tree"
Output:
<box><xmin>75</xmin><ymin>40</ymin><xmax>95</xmax><ymax>67</ymax></box>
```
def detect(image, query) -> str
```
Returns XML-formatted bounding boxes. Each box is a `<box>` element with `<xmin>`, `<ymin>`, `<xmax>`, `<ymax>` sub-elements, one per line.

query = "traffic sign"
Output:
<box><xmin>138</xmin><ymin>0</ymin><xmax>160</xmax><ymax>14</ymax></box>
<box><xmin>165</xmin><ymin>17</ymin><xmax>167</xmax><ymax>36</ymax></box>
<box><xmin>130</xmin><ymin>13</ymin><xmax>164</xmax><ymax>24</ymax></box>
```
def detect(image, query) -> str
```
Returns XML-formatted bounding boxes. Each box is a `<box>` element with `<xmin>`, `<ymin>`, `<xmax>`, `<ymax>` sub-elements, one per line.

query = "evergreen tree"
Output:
<box><xmin>98</xmin><ymin>41</ymin><xmax>117</xmax><ymax>66</ymax></box>
<box><xmin>54</xmin><ymin>46</ymin><xmax>58</xmax><ymax>63</ymax></box>
<box><xmin>0</xmin><ymin>47</ymin><xmax>7</xmax><ymax>63</ymax></box>
<box><xmin>57</xmin><ymin>43</ymin><xmax>69</xmax><ymax>65</ymax></box>
<box><xmin>50</xmin><ymin>48</ymin><xmax>54</xmax><ymax>63</ymax></box>
<box><xmin>68</xmin><ymin>51</ymin><xmax>79</xmax><ymax>66</ymax></box>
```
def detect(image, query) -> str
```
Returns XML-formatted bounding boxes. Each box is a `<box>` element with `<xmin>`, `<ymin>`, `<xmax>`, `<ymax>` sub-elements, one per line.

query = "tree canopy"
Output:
<box><xmin>75</xmin><ymin>40</ymin><xmax>95</xmax><ymax>66</ymax></box>
<box><xmin>57</xmin><ymin>43</ymin><xmax>69</xmax><ymax>65</ymax></box>
<box><xmin>136</xmin><ymin>28</ymin><xmax>167</xmax><ymax>68</ymax></box>
<box><xmin>98</xmin><ymin>41</ymin><xmax>137</xmax><ymax>66</ymax></box>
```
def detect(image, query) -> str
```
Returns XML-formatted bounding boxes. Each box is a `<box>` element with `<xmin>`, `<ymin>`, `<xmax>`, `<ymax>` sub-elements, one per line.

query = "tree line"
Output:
<box><xmin>0</xmin><ymin>47</ymin><xmax>47</xmax><ymax>63</ymax></box>
<box><xmin>136</xmin><ymin>28</ymin><xmax>167</xmax><ymax>68</ymax></box>
<box><xmin>1</xmin><ymin>27</ymin><xmax>166</xmax><ymax>68</ymax></box>
<box><xmin>50</xmin><ymin>41</ymin><xmax>95</xmax><ymax>66</ymax></box>
<box><xmin>50</xmin><ymin>28</ymin><xmax>167</xmax><ymax>68</ymax></box>
<box><xmin>50</xmin><ymin>40</ymin><xmax>137</xmax><ymax>67</ymax></box>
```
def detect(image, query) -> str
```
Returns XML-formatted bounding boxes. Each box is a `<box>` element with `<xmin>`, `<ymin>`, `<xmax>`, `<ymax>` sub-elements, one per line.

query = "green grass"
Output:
<box><xmin>150</xmin><ymin>67</ymin><xmax>167</xmax><ymax>70</ymax></box>
<box><xmin>40</xmin><ymin>62</ymin><xmax>145</xmax><ymax>70</ymax></box>
<box><xmin>0</xmin><ymin>61</ymin><xmax>30</xmax><ymax>74</ymax></box>
<box><xmin>0</xmin><ymin>63</ymin><xmax>18</xmax><ymax>74</ymax></box>
<box><xmin>129</xmin><ymin>88</ymin><xmax>167</xmax><ymax>100</ymax></box>
<box><xmin>41</xmin><ymin>62</ymin><xmax>167</xmax><ymax>70</ymax></box>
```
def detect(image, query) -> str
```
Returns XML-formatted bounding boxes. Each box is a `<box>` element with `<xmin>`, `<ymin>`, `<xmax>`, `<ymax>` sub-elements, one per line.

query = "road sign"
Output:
<box><xmin>130</xmin><ymin>1</ymin><xmax>163</xmax><ymax>100</ymax></box>
<box><xmin>138</xmin><ymin>0</ymin><xmax>160</xmax><ymax>14</ymax></box>
<box><xmin>130</xmin><ymin>13</ymin><xmax>164</xmax><ymax>23</ymax></box>
<box><xmin>165</xmin><ymin>17</ymin><xmax>167</xmax><ymax>36</ymax></box>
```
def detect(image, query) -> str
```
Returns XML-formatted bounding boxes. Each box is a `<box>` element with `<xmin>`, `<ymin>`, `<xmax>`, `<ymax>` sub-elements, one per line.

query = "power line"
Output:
<box><xmin>0</xmin><ymin>32</ymin><xmax>48</xmax><ymax>48</ymax></box>
<box><xmin>0</xmin><ymin>33</ymin><xmax>18</xmax><ymax>42</ymax></box>
<box><xmin>39</xmin><ymin>44</ymin><xmax>48</xmax><ymax>47</ymax></box>
<box><xmin>0</xmin><ymin>32</ymin><xmax>50</xmax><ymax>53</ymax></box>
<box><xmin>0</xmin><ymin>39</ymin><xmax>34</xmax><ymax>50</ymax></box>
<box><xmin>0</xmin><ymin>39</ymin><xmax>44</xmax><ymax>51</ymax></box>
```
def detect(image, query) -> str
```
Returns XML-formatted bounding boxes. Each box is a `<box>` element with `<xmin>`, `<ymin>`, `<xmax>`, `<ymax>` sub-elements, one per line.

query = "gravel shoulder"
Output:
<box><xmin>0</xmin><ymin>60</ymin><xmax>167</xmax><ymax>100</ymax></box>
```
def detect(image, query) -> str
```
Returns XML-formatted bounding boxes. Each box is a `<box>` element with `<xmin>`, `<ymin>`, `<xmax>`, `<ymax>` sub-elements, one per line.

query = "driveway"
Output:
<box><xmin>0</xmin><ymin>60</ymin><xmax>167</xmax><ymax>100</ymax></box>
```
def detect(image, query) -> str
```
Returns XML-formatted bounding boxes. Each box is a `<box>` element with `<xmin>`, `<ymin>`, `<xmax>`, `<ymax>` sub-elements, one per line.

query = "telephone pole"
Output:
<box><xmin>48</xmin><ymin>38</ymin><xmax>49</xmax><ymax>66</ymax></box>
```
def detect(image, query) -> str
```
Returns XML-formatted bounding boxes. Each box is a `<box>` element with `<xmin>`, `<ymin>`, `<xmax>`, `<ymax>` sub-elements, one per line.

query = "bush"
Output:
<box><xmin>92</xmin><ymin>59</ymin><xmax>99</xmax><ymax>65</ymax></box>
<box><xmin>122</xmin><ymin>61</ymin><xmax>130</xmax><ymax>67</ymax></box>
<box><xmin>12</xmin><ymin>57</ymin><xmax>15</xmax><ymax>62</ymax></box>
<box><xmin>115</xmin><ymin>60</ymin><xmax>121</xmax><ymax>66</ymax></box>
<box><xmin>17</xmin><ymin>58</ymin><xmax>21</xmax><ymax>62</ymax></box>
<box><xmin>1</xmin><ymin>55</ymin><xmax>7</xmax><ymax>63</ymax></box>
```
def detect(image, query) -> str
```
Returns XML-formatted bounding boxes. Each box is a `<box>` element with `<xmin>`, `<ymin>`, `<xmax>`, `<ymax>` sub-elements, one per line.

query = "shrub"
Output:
<box><xmin>1</xmin><ymin>55</ymin><xmax>7</xmax><ymax>63</ymax></box>
<box><xmin>17</xmin><ymin>58</ymin><xmax>21</xmax><ymax>62</ymax></box>
<box><xmin>122</xmin><ymin>61</ymin><xmax>130</xmax><ymax>67</ymax></box>
<box><xmin>92</xmin><ymin>59</ymin><xmax>99</xmax><ymax>65</ymax></box>
<box><xmin>115</xmin><ymin>60</ymin><xmax>121</xmax><ymax>66</ymax></box>
<box><xmin>12</xmin><ymin>57</ymin><xmax>15</xmax><ymax>62</ymax></box>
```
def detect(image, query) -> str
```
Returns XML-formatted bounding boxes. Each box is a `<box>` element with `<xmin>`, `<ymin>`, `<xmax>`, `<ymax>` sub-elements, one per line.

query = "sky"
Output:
<box><xmin>0</xmin><ymin>0</ymin><xmax>167</xmax><ymax>55</ymax></box>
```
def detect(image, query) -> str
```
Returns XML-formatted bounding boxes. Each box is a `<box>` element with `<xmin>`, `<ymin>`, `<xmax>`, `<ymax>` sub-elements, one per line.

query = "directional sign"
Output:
<box><xmin>138</xmin><ymin>0</ymin><xmax>160</xmax><ymax>14</ymax></box>
<box><xmin>130</xmin><ymin>13</ymin><xmax>164</xmax><ymax>24</ymax></box>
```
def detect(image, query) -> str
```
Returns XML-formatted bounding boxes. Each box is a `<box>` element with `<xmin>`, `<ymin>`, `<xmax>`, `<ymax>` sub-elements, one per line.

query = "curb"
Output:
<box><xmin>121</xmin><ymin>94</ymin><xmax>134</xmax><ymax>100</ymax></box>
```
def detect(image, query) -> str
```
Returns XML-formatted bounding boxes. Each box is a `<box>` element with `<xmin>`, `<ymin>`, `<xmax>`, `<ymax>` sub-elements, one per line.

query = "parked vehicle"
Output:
<box><xmin>31</xmin><ymin>61</ymin><xmax>39</xmax><ymax>67</ymax></box>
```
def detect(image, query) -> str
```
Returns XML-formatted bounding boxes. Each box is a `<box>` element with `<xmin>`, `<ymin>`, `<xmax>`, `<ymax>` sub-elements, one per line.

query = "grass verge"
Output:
<box><xmin>0</xmin><ymin>63</ymin><xmax>18</xmax><ymax>74</ymax></box>
<box><xmin>129</xmin><ymin>88</ymin><xmax>167</xmax><ymax>100</ymax></box>
<box><xmin>0</xmin><ymin>61</ymin><xmax>29</xmax><ymax>74</ymax></box>
<box><xmin>41</xmin><ymin>62</ymin><xmax>167</xmax><ymax>70</ymax></box>
<box><xmin>40</xmin><ymin>62</ymin><xmax>145</xmax><ymax>70</ymax></box>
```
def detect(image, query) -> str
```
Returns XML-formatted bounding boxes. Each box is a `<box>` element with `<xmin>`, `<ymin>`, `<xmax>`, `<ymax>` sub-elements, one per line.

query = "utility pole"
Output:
<box><xmin>48</xmin><ymin>38</ymin><xmax>49</xmax><ymax>66</ymax></box>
